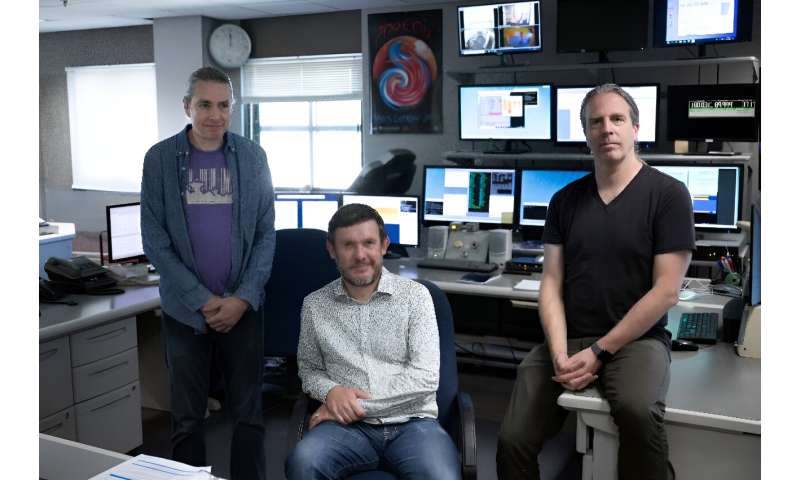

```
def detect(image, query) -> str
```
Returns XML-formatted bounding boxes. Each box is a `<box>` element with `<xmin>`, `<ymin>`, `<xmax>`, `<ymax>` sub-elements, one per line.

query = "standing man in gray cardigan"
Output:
<box><xmin>141</xmin><ymin>66</ymin><xmax>275</xmax><ymax>480</ymax></box>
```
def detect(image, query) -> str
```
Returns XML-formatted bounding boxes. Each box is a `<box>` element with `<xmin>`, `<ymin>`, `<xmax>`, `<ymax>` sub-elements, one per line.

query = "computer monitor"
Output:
<box><xmin>458</xmin><ymin>1</ymin><xmax>543</xmax><ymax>56</ymax></box>
<box><xmin>341</xmin><ymin>194</ymin><xmax>420</xmax><ymax>247</ymax></box>
<box><xmin>274</xmin><ymin>192</ymin><xmax>341</xmax><ymax>232</ymax></box>
<box><xmin>555</xmin><ymin>84</ymin><xmax>659</xmax><ymax>145</ymax></box>
<box><xmin>749</xmin><ymin>201</ymin><xmax>760</xmax><ymax>306</ymax></box>
<box><xmin>106</xmin><ymin>202</ymin><xmax>146</xmax><ymax>263</ymax></box>
<box><xmin>557</xmin><ymin>0</ymin><xmax>648</xmax><ymax>55</ymax></box>
<box><xmin>651</xmin><ymin>164</ymin><xmax>743</xmax><ymax>231</ymax></box>
<box><xmin>423</xmin><ymin>167</ymin><xmax>517</xmax><ymax>226</ymax></box>
<box><xmin>518</xmin><ymin>168</ymin><xmax>591</xmax><ymax>227</ymax></box>
<box><xmin>667</xmin><ymin>84</ymin><xmax>760</xmax><ymax>142</ymax></box>
<box><xmin>459</xmin><ymin>83</ymin><xmax>552</xmax><ymax>141</ymax></box>
<box><xmin>654</xmin><ymin>0</ymin><xmax>754</xmax><ymax>48</ymax></box>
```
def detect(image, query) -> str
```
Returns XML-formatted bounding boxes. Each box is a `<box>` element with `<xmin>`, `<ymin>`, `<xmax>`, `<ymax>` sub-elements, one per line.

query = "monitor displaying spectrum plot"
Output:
<box><xmin>341</xmin><ymin>194</ymin><xmax>420</xmax><ymax>246</ymax></box>
<box><xmin>423</xmin><ymin>167</ymin><xmax>516</xmax><ymax>225</ymax></box>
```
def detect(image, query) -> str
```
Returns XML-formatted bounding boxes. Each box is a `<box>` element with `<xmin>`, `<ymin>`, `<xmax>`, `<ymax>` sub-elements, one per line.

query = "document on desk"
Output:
<box><xmin>513</xmin><ymin>279</ymin><xmax>541</xmax><ymax>291</ymax></box>
<box><xmin>89</xmin><ymin>454</ymin><xmax>218</xmax><ymax>480</ymax></box>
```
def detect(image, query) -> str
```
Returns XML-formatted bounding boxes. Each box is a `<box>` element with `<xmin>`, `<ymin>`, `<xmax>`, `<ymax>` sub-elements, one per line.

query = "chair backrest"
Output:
<box><xmin>415</xmin><ymin>279</ymin><xmax>459</xmax><ymax>440</ymax></box>
<box><xmin>263</xmin><ymin>228</ymin><xmax>340</xmax><ymax>356</ymax></box>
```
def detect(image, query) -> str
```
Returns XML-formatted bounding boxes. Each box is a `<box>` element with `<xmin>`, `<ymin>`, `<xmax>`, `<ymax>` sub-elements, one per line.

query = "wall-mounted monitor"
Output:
<box><xmin>274</xmin><ymin>192</ymin><xmax>341</xmax><ymax>232</ymax></box>
<box><xmin>667</xmin><ymin>83</ymin><xmax>759</xmax><ymax>142</ymax></box>
<box><xmin>652</xmin><ymin>164</ymin><xmax>743</xmax><ymax>231</ymax></box>
<box><xmin>423</xmin><ymin>167</ymin><xmax>516</xmax><ymax>226</ymax></box>
<box><xmin>518</xmin><ymin>168</ymin><xmax>591</xmax><ymax>227</ymax></box>
<box><xmin>555</xmin><ymin>84</ymin><xmax>659</xmax><ymax>145</ymax></box>
<box><xmin>341</xmin><ymin>194</ymin><xmax>420</xmax><ymax>247</ymax></box>
<box><xmin>654</xmin><ymin>0</ymin><xmax>753</xmax><ymax>47</ymax></box>
<box><xmin>458</xmin><ymin>1</ymin><xmax>542</xmax><ymax>56</ymax></box>
<box><xmin>557</xmin><ymin>0</ymin><xmax>649</xmax><ymax>54</ymax></box>
<box><xmin>106</xmin><ymin>202</ymin><xmax>146</xmax><ymax>264</ymax></box>
<box><xmin>459</xmin><ymin>83</ymin><xmax>552</xmax><ymax>141</ymax></box>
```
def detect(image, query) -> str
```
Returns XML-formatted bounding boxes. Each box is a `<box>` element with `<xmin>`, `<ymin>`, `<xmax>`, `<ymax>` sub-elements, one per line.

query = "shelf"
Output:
<box><xmin>442</xmin><ymin>151</ymin><xmax>751</xmax><ymax>164</ymax></box>
<box><xmin>446</xmin><ymin>56</ymin><xmax>760</xmax><ymax>82</ymax></box>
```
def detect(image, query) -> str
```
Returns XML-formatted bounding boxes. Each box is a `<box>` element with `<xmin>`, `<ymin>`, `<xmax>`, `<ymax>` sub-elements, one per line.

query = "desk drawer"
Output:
<box><xmin>71</xmin><ymin>317</ymin><xmax>137</xmax><ymax>367</ymax></box>
<box><xmin>76</xmin><ymin>381</ymin><xmax>142</xmax><ymax>453</ymax></box>
<box><xmin>40</xmin><ymin>337</ymin><xmax>74</xmax><ymax>419</ymax></box>
<box><xmin>39</xmin><ymin>406</ymin><xmax>77</xmax><ymax>441</ymax></box>
<box><xmin>73</xmin><ymin>347</ymin><xmax>139</xmax><ymax>403</ymax></box>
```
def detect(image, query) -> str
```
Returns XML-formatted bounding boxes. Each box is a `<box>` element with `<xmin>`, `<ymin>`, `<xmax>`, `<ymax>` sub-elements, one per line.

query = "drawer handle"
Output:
<box><xmin>510</xmin><ymin>300</ymin><xmax>538</xmax><ymax>309</ymax></box>
<box><xmin>40</xmin><ymin>348</ymin><xmax>59</xmax><ymax>361</ymax></box>
<box><xmin>90</xmin><ymin>393</ymin><xmax>132</xmax><ymax>413</ymax></box>
<box><xmin>86</xmin><ymin>326</ymin><xmax>126</xmax><ymax>342</ymax></box>
<box><xmin>88</xmin><ymin>360</ymin><xmax>129</xmax><ymax>377</ymax></box>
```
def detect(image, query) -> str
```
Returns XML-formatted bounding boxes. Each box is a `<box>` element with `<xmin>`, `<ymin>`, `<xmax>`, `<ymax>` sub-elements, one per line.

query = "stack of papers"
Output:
<box><xmin>90</xmin><ymin>454</ymin><xmax>221</xmax><ymax>479</ymax></box>
<box><xmin>513</xmin><ymin>279</ymin><xmax>541</xmax><ymax>291</ymax></box>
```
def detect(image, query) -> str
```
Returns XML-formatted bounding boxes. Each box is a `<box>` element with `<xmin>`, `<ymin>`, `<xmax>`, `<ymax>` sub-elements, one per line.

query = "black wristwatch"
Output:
<box><xmin>590</xmin><ymin>342</ymin><xmax>615</xmax><ymax>363</ymax></box>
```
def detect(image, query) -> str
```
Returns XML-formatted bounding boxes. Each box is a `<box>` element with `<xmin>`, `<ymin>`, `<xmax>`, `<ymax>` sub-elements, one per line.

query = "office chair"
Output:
<box><xmin>262</xmin><ymin>228</ymin><xmax>340</xmax><ymax>393</ymax></box>
<box><xmin>348</xmin><ymin>149</ymin><xmax>416</xmax><ymax>195</ymax></box>
<box><xmin>286</xmin><ymin>279</ymin><xmax>478</xmax><ymax>480</ymax></box>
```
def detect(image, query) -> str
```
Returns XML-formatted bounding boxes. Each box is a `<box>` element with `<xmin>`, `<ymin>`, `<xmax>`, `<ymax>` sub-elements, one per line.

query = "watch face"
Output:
<box><xmin>209</xmin><ymin>24</ymin><xmax>252</xmax><ymax>69</ymax></box>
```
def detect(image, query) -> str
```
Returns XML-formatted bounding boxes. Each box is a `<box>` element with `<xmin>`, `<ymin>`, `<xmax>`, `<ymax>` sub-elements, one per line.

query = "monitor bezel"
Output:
<box><xmin>106</xmin><ymin>201</ymin><xmax>147</xmax><ymax>264</ymax></box>
<box><xmin>457</xmin><ymin>0</ymin><xmax>543</xmax><ymax>57</ymax></box>
<box><xmin>553</xmin><ymin>83</ymin><xmax>660</xmax><ymax>147</ymax></box>
<box><xmin>422</xmin><ymin>165</ymin><xmax>518</xmax><ymax>228</ymax></box>
<box><xmin>555</xmin><ymin>0</ymin><xmax>649</xmax><ymax>54</ymax></box>
<box><xmin>653</xmin><ymin>0</ymin><xmax>754</xmax><ymax>48</ymax></box>
<box><xmin>666</xmin><ymin>83</ymin><xmax>760</xmax><ymax>142</ymax></box>
<box><xmin>340</xmin><ymin>193</ymin><xmax>421</xmax><ymax>247</ymax></box>
<box><xmin>649</xmin><ymin>162</ymin><xmax>745</xmax><ymax>233</ymax></box>
<box><xmin>273</xmin><ymin>191</ymin><xmax>342</xmax><ymax>231</ymax></box>
<box><xmin>458</xmin><ymin>82</ymin><xmax>553</xmax><ymax>141</ymax></box>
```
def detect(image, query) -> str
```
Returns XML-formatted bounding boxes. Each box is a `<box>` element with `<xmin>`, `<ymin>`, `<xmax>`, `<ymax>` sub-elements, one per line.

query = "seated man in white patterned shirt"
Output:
<box><xmin>285</xmin><ymin>203</ymin><xmax>460</xmax><ymax>480</ymax></box>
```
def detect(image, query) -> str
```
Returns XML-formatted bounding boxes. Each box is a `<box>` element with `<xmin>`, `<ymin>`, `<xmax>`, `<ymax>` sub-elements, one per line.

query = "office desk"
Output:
<box><xmin>558</xmin><ymin>307</ymin><xmax>760</xmax><ymax>480</ymax></box>
<box><xmin>39</xmin><ymin>287</ymin><xmax>162</xmax><ymax>454</ymax></box>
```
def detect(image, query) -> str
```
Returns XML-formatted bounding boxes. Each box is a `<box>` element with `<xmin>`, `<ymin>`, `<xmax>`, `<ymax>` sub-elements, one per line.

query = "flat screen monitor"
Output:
<box><xmin>654</xmin><ymin>0</ymin><xmax>753</xmax><ymax>47</ymax></box>
<box><xmin>667</xmin><ymin>83</ymin><xmax>759</xmax><ymax>142</ymax></box>
<box><xmin>106</xmin><ymin>202</ymin><xmax>146</xmax><ymax>263</ymax></box>
<box><xmin>557</xmin><ymin>0</ymin><xmax>648</xmax><ymax>54</ymax></box>
<box><xmin>555</xmin><ymin>84</ymin><xmax>659</xmax><ymax>145</ymax></box>
<box><xmin>652</xmin><ymin>164</ymin><xmax>742</xmax><ymax>231</ymax></box>
<box><xmin>423</xmin><ymin>167</ymin><xmax>516</xmax><ymax>225</ymax></box>
<box><xmin>341</xmin><ymin>194</ymin><xmax>420</xmax><ymax>247</ymax></box>
<box><xmin>518</xmin><ymin>169</ymin><xmax>591</xmax><ymax>227</ymax></box>
<box><xmin>274</xmin><ymin>192</ymin><xmax>340</xmax><ymax>232</ymax></box>
<box><xmin>459</xmin><ymin>83</ymin><xmax>552</xmax><ymax>140</ymax></box>
<box><xmin>749</xmin><ymin>201</ymin><xmax>760</xmax><ymax>306</ymax></box>
<box><xmin>458</xmin><ymin>1</ymin><xmax>543</xmax><ymax>56</ymax></box>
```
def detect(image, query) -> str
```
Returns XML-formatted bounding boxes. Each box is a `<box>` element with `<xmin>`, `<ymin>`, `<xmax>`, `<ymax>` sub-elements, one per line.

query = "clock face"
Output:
<box><xmin>209</xmin><ymin>24</ymin><xmax>252</xmax><ymax>69</ymax></box>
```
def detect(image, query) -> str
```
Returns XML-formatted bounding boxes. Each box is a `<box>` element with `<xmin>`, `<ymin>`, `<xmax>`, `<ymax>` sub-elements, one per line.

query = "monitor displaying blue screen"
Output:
<box><xmin>424</xmin><ymin>167</ymin><xmax>516</xmax><ymax>225</ymax></box>
<box><xmin>518</xmin><ymin>169</ymin><xmax>591</xmax><ymax>226</ymax></box>
<box><xmin>555</xmin><ymin>85</ymin><xmax>658</xmax><ymax>144</ymax></box>
<box><xmin>652</xmin><ymin>164</ymin><xmax>742</xmax><ymax>230</ymax></box>
<box><xmin>341</xmin><ymin>194</ymin><xmax>419</xmax><ymax>247</ymax></box>
<box><xmin>459</xmin><ymin>84</ymin><xmax>552</xmax><ymax>140</ymax></box>
<box><xmin>274</xmin><ymin>192</ymin><xmax>340</xmax><ymax>232</ymax></box>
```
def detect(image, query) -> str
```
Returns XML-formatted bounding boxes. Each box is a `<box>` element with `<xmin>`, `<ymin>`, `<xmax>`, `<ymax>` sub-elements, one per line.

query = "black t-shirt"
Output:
<box><xmin>542</xmin><ymin>164</ymin><xmax>695</xmax><ymax>347</ymax></box>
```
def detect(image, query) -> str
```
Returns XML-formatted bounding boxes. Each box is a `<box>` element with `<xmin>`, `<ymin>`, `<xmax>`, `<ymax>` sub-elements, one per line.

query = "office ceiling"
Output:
<box><xmin>40</xmin><ymin>0</ymin><xmax>461</xmax><ymax>33</ymax></box>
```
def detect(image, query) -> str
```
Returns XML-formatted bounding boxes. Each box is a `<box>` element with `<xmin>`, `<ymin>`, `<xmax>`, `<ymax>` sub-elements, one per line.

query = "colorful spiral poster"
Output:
<box><xmin>368</xmin><ymin>10</ymin><xmax>442</xmax><ymax>134</ymax></box>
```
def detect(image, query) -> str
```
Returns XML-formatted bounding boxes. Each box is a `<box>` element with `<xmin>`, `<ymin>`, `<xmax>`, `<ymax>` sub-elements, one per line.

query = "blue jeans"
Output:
<box><xmin>162</xmin><ymin>309</ymin><xmax>265</xmax><ymax>480</ymax></box>
<box><xmin>285</xmin><ymin>417</ymin><xmax>461</xmax><ymax>479</ymax></box>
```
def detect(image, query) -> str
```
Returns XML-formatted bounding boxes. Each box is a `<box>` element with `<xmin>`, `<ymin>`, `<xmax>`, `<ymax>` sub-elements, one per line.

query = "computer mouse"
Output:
<box><xmin>671</xmin><ymin>339</ymin><xmax>700</xmax><ymax>352</ymax></box>
<box><xmin>678</xmin><ymin>290</ymin><xmax>697</xmax><ymax>301</ymax></box>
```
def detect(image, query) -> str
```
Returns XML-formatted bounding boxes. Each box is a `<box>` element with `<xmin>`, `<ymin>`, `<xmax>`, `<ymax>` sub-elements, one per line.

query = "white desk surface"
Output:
<box><xmin>39</xmin><ymin>286</ymin><xmax>160</xmax><ymax>342</ymax></box>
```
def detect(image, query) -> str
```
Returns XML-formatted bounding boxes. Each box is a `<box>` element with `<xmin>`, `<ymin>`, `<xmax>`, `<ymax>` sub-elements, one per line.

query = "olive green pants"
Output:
<box><xmin>496</xmin><ymin>336</ymin><xmax>671</xmax><ymax>480</ymax></box>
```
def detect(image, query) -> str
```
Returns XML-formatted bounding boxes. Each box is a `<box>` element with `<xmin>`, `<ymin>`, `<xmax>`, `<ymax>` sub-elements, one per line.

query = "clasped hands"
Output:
<box><xmin>552</xmin><ymin>347</ymin><xmax>603</xmax><ymax>391</ymax></box>
<box><xmin>202</xmin><ymin>295</ymin><xmax>249</xmax><ymax>333</ymax></box>
<box><xmin>309</xmin><ymin>385</ymin><xmax>372</xmax><ymax>430</ymax></box>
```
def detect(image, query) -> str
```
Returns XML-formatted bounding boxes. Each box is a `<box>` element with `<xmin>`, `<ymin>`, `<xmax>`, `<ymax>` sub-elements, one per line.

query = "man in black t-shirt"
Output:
<box><xmin>497</xmin><ymin>84</ymin><xmax>694</xmax><ymax>480</ymax></box>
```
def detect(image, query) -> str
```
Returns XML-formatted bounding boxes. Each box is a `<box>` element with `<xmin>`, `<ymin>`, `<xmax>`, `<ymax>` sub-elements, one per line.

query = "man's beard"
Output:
<box><xmin>340</xmin><ymin>262</ymin><xmax>381</xmax><ymax>288</ymax></box>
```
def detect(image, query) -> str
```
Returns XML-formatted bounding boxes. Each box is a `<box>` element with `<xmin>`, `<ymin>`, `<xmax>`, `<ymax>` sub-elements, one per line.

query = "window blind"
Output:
<box><xmin>242</xmin><ymin>53</ymin><xmax>362</xmax><ymax>101</ymax></box>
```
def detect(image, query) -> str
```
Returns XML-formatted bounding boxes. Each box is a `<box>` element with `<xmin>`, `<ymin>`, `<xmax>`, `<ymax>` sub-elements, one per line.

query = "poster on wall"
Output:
<box><xmin>368</xmin><ymin>10</ymin><xmax>442</xmax><ymax>134</ymax></box>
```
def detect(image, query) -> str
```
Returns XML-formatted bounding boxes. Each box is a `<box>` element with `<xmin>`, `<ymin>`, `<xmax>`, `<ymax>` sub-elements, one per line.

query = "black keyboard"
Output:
<box><xmin>417</xmin><ymin>258</ymin><xmax>498</xmax><ymax>273</ymax></box>
<box><xmin>677</xmin><ymin>312</ymin><xmax>719</xmax><ymax>344</ymax></box>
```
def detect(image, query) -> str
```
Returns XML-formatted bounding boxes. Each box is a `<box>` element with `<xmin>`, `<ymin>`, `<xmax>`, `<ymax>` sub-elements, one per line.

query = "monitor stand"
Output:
<box><xmin>384</xmin><ymin>244</ymin><xmax>409</xmax><ymax>259</ymax></box>
<box><xmin>483</xmin><ymin>140</ymin><xmax>531</xmax><ymax>155</ymax></box>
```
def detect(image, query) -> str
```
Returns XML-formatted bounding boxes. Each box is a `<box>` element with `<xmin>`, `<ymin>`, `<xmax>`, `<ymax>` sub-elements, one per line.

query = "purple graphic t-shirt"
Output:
<box><xmin>184</xmin><ymin>147</ymin><xmax>233</xmax><ymax>296</ymax></box>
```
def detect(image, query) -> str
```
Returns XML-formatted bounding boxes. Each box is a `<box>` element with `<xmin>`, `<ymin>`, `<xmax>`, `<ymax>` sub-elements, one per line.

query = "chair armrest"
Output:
<box><xmin>286</xmin><ymin>394</ymin><xmax>310</xmax><ymax>454</ymax></box>
<box><xmin>457</xmin><ymin>391</ymin><xmax>478</xmax><ymax>480</ymax></box>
